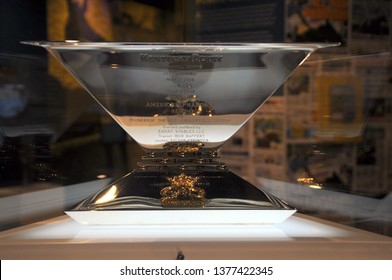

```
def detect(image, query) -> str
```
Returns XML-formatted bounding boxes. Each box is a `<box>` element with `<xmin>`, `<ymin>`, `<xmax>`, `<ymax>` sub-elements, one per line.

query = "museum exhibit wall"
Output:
<box><xmin>0</xmin><ymin>0</ymin><xmax>391</xmax><ymax>236</ymax></box>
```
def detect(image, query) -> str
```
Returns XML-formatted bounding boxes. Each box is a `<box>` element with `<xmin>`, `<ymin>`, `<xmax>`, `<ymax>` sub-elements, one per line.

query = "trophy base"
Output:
<box><xmin>65</xmin><ymin>169</ymin><xmax>296</xmax><ymax>226</ymax></box>
<box><xmin>66</xmin><ymin>209</ymin><xmax>296</xmax><ymax>226</ymax></box>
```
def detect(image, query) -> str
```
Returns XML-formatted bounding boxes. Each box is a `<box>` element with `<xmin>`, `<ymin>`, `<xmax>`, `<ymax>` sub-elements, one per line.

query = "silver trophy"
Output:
<box><xmin>23</xmin><ymin>42</ymin><xmax>336</xmax><ymax>226</ymax></box>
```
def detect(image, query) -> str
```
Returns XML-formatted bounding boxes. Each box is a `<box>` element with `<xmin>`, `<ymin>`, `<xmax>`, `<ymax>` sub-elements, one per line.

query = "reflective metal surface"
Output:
<box><xmin>23</xmin><ymin>42</ymin><xmax>334</xmax><ymax>151</ymax></box>
<box><xmin>23</xmin><ymin>42</ymin><xmax>336</xmax><ymax>225</ymax></box>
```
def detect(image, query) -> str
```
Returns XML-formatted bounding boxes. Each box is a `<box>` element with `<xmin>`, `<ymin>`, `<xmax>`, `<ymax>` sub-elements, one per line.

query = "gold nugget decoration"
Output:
<box><xmin>160</xmin><ymin>173</ymin><xmax>206</xmax><ymax>207</ymax></box>
<box><xmin>163</xmin><ymin>142</ymin><xmax>204</xmax><ymax>153</ymax></box>
<box><xmin>163</xmin><ymin>95</ymin><xmax>214</xmax><ymax>116</ymax></box>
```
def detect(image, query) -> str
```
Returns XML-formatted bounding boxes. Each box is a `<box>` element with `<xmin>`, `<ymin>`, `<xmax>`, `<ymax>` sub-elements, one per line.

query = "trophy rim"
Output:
<box><xmin>22</xmin><ymin>41</ymin><xmax>340</xmax><ymax>50</ymax></box>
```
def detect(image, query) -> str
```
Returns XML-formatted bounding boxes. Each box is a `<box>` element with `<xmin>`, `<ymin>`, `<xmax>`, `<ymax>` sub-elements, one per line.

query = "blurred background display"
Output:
<box><xmin>0</xmin><ymin>0</ymin><xmax>391</xmax><ymax>236</ymax></box>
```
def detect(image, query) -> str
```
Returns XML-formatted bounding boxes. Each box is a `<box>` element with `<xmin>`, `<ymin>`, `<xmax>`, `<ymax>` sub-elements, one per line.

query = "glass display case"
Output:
<box><xmin>0</xmin><ymin>0</ymin><xmax>392</xmax><ymax>259</ymax></box>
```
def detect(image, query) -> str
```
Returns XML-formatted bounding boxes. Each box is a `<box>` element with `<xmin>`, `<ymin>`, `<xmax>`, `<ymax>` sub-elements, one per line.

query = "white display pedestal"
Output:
<box><xmin>1</xmin><ymin>213</ymin><xmax>391</xmax><ymax>259</ymax></box>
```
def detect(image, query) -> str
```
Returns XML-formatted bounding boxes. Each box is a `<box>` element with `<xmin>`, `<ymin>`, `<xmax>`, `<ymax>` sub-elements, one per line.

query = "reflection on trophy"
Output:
<box><xmin>23</xmin><ymin>42</ymin><xmax>337</xmax><ymax>226</ymax></box>
<box><xmin>161</xmin><ymin>173</ymin><xmax>205</xmax><ymax>207</ymax></box>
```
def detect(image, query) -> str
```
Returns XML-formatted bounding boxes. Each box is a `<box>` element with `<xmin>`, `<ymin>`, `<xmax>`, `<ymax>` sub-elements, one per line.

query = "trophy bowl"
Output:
<box><xmin>23</xmin><ymin>42</ymin><xmax>336</xmax><ymax>226</ymax></box>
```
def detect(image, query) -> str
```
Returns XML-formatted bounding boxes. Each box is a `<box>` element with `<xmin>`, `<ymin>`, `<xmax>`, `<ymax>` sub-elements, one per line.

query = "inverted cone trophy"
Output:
<box><xmin>24</xmin><ymin>42</ymin><xmax>336</xmax><ymax>225</ymax></box>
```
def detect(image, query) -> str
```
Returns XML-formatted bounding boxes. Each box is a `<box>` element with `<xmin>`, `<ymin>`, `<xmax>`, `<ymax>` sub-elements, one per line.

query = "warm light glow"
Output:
<box><xmin>97</xmin><ymin>174</ymin><xmax>107</xmax><ymax>179</ymax></box>
<box><xmin>65</xmin><ymin>40</ymin><xmax>80</xmax><ymax>46</ymax></box>
<box><xmin>297</xmin><ymin>177</ymin><xmax>315</xmax><ymax>184</ymax></box>
<box><xmin>95</xmin><ymin>185</ymin><xmax>118</xmax><ymax>204</ymax></box>
<box><xmin>297</xmin><ymin>177</ymin><xmax>322</xmax><ymax>189</ymax></box>
<box><xmin>308</xmin><ymin>184</ymin><xmax>323</xmax><ymax>189</ymax></box>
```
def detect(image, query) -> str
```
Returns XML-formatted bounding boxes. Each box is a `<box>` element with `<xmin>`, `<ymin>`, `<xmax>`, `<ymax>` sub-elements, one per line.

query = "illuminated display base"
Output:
<box><xmin>66</xmin><ymin>209</ymin><xmax>296</xmax><ymax>226</ymax></box>
<box><xmin>2</xmin><ymin>213</ymin><xmax>390</xmax><ymax>260</ymax></box>
<box><xmin>65</xmin><ymin>170</ymin><xmax>295</xmax><ymax>226</ymax></box>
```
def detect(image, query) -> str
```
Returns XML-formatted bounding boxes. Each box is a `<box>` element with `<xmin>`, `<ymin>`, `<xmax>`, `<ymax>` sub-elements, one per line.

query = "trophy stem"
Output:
<box><xmin>137</xmin><ymin>141</ymin><xmax>228</xmax><ymax>208</ymax></box>
<box><xmin>138</xmin><ymin>141</ymin><xmax>227</xmax><ymax>172</ymax></box>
